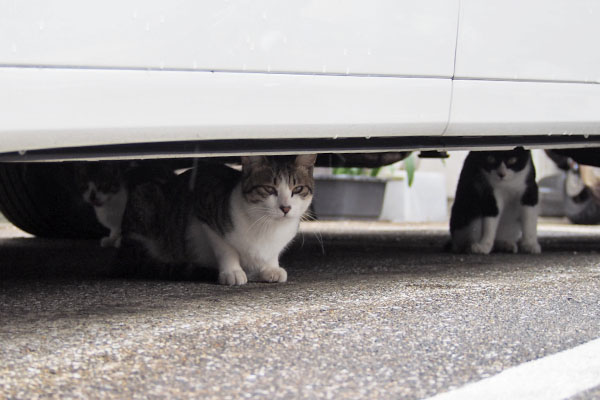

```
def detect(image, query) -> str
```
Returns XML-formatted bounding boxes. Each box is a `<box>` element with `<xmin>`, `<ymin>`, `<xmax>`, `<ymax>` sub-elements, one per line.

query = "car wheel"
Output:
<box><xmin>0</xmin><ymin>163</ymin><xmax>107</xmax><ymax>238</ymax></box>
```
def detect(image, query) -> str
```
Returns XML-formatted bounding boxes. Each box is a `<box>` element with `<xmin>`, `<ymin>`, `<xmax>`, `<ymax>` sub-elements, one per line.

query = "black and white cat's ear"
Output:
<box><xmin>241</xmin><ymin>156</ymin><xmax>268</xmax><ymax>169</ymax></box>
<box><xmin>295</xmin><ymin>154</ymin><xmax>317</xmax><ymax>167</ymax></box>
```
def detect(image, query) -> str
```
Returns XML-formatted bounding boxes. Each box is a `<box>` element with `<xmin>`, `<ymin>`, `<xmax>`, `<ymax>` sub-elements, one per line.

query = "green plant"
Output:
<box><xmin>332</xmin><ymin>154</ymin><xmax>417</xmax><ymax>186</ymax></box>
<box><xmin>331</xmin><ymin>167</ymin><xmax>381</xmax><ymax>177</ymax></box>
<box><xmin>403</xmin><ymin>153</ymin><xmax>416</xmax><ymax>186</ymax></box>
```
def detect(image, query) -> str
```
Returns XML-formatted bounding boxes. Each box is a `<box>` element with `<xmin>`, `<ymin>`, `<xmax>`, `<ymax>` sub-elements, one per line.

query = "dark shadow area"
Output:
<box><xmin>0</xmin><ymin>238</ymin><xmax>114</xmax><ymax>279</ymax></box>
<box><xmin>0</xmin><ymin>228</ymin><xmax>598</xmax><ymax>281</ymax></box>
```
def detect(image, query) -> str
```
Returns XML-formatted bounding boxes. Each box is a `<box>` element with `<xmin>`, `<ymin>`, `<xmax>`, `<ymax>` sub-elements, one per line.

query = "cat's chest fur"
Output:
<box><xmin>186</xmin><ymin>185</ymin><xmax>300</xmax><ymax>271</ymax></box>
<box><xmin>94</xmin><ymin>186</ymin><xmax>128</xmax><ymax>229</ymax></box>
<box><xmin>488</xmin><ymin>163</ymin><xmax>530</xmax><ymax>211</ymax></box>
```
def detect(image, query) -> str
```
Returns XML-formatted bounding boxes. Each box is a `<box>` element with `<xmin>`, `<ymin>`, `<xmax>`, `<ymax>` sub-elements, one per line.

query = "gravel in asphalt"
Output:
<box><xmin>1</xmin><ymin>221</ymin><xmax>599</xmax><ymax>399</ymax></box>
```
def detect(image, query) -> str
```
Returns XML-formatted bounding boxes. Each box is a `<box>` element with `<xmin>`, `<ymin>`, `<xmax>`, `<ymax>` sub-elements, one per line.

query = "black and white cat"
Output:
<box><xmin>77</xmin><ymin>161</ymin><xmax>174</xmax><ymax>248</ymax></box>
<box><xmin>450</xmin><ymin>148</ymin><xmax>541</xmax><ymax>254</ymax></box>
<box><xmin>77</xmin><ymin>162</ymin><xmax>128</xmax><ymax>248</ymax></box>
<box><xmin>121</xmin><ymin>154</ymin><xmax>317</xmax><ymax>285</ymax></box>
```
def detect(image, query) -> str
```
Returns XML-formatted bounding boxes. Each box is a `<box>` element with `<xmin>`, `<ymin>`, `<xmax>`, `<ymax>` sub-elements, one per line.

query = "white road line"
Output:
<box><xmin>425</xmin><ymin>337</ymin><xmax>600</xmax><ymax>400</ymax></box>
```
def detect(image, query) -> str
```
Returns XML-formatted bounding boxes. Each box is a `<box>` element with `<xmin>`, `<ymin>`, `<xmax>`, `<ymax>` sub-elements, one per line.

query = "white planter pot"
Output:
<box><xmin>312</xmin><ymin>175</ymin><xmax>386</xmax><ymax>220</ymax></box>
<box><xmin>379</xmin><ymin>171</ymin><xmax>447</xmax><ymax>222</ymax></box>
<box><xmin>312</xmin><ymin>171</ymin><xmax>447</xmax><ymax>222</ymax></box>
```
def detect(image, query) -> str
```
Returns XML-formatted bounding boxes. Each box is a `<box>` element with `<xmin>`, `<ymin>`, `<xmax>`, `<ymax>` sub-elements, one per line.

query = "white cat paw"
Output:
<box><xmin>219</xmin><ymin>270</ymin><xmax>248</xmax><ymax>286</ymax></box>
<box><xmin>259</xmin><ymin>267</ymin><xmax>288</xmax><ymax>283</ymax></box>
<box><xmin>519</xmin><ymin>240</ymin><xmax>541</xmax><ymax>254</ymax></box>
<box><xmin>494</xmin><ymin>240</ymin><xmax>518</xmax><ymax>253</ymax></box>
<box><xmin>470</xmin><ymin>241</ymin><xmax>493</xmax><ymax>255</ymax></box>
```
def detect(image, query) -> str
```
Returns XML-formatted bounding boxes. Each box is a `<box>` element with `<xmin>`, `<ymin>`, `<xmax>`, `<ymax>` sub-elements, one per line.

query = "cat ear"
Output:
<box><xmin>295</xmin><ymin>154</ymin><xmax>317</xmax><ymax>167</ymax></box>
<box><xmin>241</xmin><ymin>156</ymin><xmax>267</xmax><ymax>169</ymax></box>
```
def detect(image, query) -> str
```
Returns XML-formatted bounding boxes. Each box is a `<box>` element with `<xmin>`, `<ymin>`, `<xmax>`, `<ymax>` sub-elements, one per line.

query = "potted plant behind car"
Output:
<box><xmin>312</xmin><ymin>153</ymin><xmax>448</xmax><ymax>222</ymax></box>
<box><xmin>311</xmin><ymin>166</ymin><xmax>388</xmax><ymax>220</ymax></box>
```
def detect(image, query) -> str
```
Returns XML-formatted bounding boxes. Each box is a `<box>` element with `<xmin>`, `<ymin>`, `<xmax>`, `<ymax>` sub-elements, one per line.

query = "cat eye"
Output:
<box><xmin>261</xmin><ymin>185</ymin><xmax>278</xmax><ymax>196</ymax></box>
<box><xmin>486</xmin><ymin>156</ymin><xmax>496</xmax><ymax>164</ymax></box>
<box><xmin>507</xmin><ymin>157</ymin><xmax>517</xmax><ymax>165</ymax></box>
<box><xmin>292</xmin><ymin>185</ymin><xmax>304</xmax><ymax>195</ymax></box>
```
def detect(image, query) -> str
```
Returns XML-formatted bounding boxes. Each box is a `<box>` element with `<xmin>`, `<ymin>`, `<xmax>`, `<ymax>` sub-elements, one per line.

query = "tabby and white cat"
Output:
<box><xmin>450</xmin><ymin>148</ymin><xmax>541</xmax><ymax>254</ymax></box>
<box><xmin>121</xmin><ymin>154</ymin><xmax>317</xmax><ymax>285</ymax></box>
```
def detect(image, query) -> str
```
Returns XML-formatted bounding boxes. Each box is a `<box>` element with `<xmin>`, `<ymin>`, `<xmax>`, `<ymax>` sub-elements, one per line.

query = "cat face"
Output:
<box><xmin>474</xmin><ymin>149</ymin><xmax>530</xmax><ymax>183</ymax></box>
<box><xmin>240</xmin><ymin>154</ymin><xmax>317</xmax><ymax>220</ymax></box>
<box><xmin>76</xmin><ymin>162</ymin><xmax>124</xmax><ymax>207</ymax></box>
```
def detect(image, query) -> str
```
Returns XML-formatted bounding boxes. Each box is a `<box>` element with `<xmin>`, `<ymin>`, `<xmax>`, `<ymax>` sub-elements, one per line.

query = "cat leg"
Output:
<box><xmin>101</xmin><ymin>228</ymin><xmax>122</xmax><ymax>248</ymax></box>
<box><xmin>494</xmin><ymin>214</ymin><xmax>519</xmax><ymax>253</ymax></box>
<box><xmin>470</xmin><ymin>216</ymin><xmax>499</xmax><ymax>254</ymax></box>
<box><xmin>203</xmin><ymin>227</ymin><xmax>247</xmax><ymax>285</ymax></box>
<box><xmin>218</xmin><ymin>255</ymin><xmax>247</xmax><ymax>285</ymax></box>
<box><xmin>258</xmin><ymin>259</ymin><xmax>288</xmax><ymax>283</ymax></box>
<box><xmin>451</xmin><ymin>227</ymin><xmax>475</xmax><ymax>253</ymax></box>
<box><xmin>518</xmin><ymin>205</ymin><xmax>541</xmax><ymax>254</ymax></box>
<box><xmin>450</xmin><ymin>218</ymin><xmax>482</xmax><ymax>253</ymax></box>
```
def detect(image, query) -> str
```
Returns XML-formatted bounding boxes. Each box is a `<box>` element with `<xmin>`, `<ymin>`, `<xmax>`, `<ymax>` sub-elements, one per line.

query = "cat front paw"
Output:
<box><xmin>219</xmin><ymin>269</ymin><xmax>248</xmax><ymax>286</ymax></box>
<box><xmin>259</xmin><ymin>267</ymin><xmax>288</xmax><ymax>283</ymax></box>
<box><xmin>470</xmin><ymin>241</ymin><xmax>493</xmax><ymax>255</ymax></box>
<box><xmin>519</xmin><ymin>240</ymin><xmax>541</xmax><ymax>254</ymax></box>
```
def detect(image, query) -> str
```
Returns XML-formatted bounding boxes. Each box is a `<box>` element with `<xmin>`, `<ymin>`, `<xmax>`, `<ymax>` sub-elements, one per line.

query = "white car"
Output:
<box><xmin>0</xmin><ymin>0</ymin><xmax>599</xmax><ymax>236</ymax></box>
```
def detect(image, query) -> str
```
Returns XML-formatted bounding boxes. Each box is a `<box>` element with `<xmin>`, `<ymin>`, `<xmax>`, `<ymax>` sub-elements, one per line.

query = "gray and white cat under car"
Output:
<box><xmin>450</xmin><ymin>148</ymin><xmax>541</xmax><ymax>255</ymax></box>
<box><xmin>122</xmin><ymin>154</ymin><xmax>317</xmax><ymax>285</ymax></box>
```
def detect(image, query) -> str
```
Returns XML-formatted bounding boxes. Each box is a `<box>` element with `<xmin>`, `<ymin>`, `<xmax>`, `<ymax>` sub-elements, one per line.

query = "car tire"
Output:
<box><xmin>0</xmin><ymin>163</ymin><xmax>107</xmax><ymax>238</ymax></box>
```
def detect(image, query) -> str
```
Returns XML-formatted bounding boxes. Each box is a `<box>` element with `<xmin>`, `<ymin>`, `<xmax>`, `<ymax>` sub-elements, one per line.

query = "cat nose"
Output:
<box><xmin>89</xmin><ymin>190</ymin><xmax>96</xmax><ymax>202</ymax></box>
<box><xmin>280</xmin><ymin>205</ymin><xmax>291</xmax><ymax>215</ymax></box>
<box><xmin>497</xmin><ymin>171</ymin><xmax>506</xmax><ymax>178</ymax></box>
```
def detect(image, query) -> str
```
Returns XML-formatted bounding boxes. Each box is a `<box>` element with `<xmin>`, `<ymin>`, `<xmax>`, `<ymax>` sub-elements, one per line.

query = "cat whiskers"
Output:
<box><xmin>247</xmin><ymin>206</ymin><xmax>283</xmax><ymax>219</ymax></box>
<box><xmin>245</xmin><ymin>206</ymin><xmax>280</xmax><ymax>235</ymax></box>
<box><xmin>247</xmin><ymin>205</ymin><xmax>276</xmax><ymax>214</ymax></box>
<box><xmin>245</xmin><ymin>214</ymin><xmax>270</xmax><ymax>235</ymax></box>
<box><xmin>300</xmin><ymin>210</ymin><xmax>325</xmax><ymax>255</ymax></box>
<box><xmin>258</xmin><ymin>215</ymin><xmax>274</xmax><ymax>236</ymax></box>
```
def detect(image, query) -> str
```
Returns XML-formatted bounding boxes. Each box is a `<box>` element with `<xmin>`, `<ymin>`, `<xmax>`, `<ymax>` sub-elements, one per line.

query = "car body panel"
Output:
<box><xmin>455</xmin><ymin>0</ymin><xmax>600</xmax><ymax>83</ymax></box>
<box><xmin>0</xmin><ymin>0</ymin><xmax>459</xmax><ymax>77</ymax></box>
<box><xmin>445</xmin><ymin>80</ymin><xmax>600</xmax><ymax>137</ymax></box>
<box><xmin>0</xmin><ymin>68</ymin><xmax>451</xmax><ymax>154</ymax></box>
<box><xmin>1</xmin><ymin>0</ymin><xmax>600</xmax><ymax>158</ymax></box>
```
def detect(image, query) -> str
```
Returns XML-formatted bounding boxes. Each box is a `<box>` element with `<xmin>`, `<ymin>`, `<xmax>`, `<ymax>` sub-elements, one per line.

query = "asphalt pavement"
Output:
<box><xmin>1</xmin><ymin>220</ymin><xmax>600</xmax><ymax>399</ymax></box>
